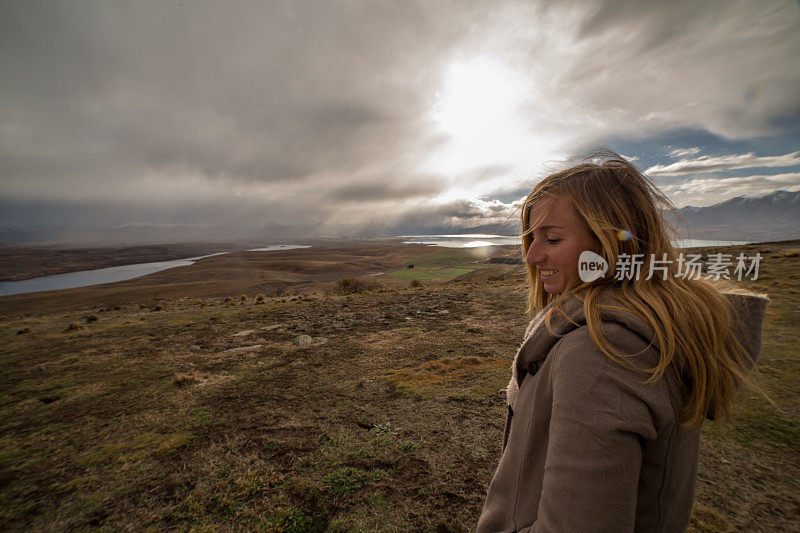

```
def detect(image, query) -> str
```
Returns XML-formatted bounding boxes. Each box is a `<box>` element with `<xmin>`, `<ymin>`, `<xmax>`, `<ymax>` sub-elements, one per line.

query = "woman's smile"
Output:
<box><xmin>539</xmin><ymin>269</ymin><xmax>558</xmax><ymax>278</ymax></box>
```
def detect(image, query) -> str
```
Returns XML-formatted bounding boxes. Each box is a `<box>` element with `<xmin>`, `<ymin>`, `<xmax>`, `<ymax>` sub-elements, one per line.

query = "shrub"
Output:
<box><xmin>337</xmin><ymin>277</ymin><xmax>356</xmax><ymax>293</ymax></box>
<box><xmin>85</xmin><ymin>315</ymin><xmax>99</xmax><ymax>323</ymax></box>
<box><xmin>63</xmin><ymin>323</ymin><xmax>85</xmax><ymax>332</ymax></box>
<box><xmin>336</xmin><ymin>277</ymin><xmax>382</xmax><ymax>294</ymax></box>
<box><xmin>174</xmin><ymin>372</ymin><xmax>201</xmax><ymax>387</ymax></box>
<box><xmin>255</xmin><ymin>294</ymin><xmax>266</xmax><ymax>304</ymax></box>
<box><xmin>410</xmin><ymin>279</ymin><xmax>423</xmax><ymax>288</ymax></box>
<box><xmin>240</xmin><ymin>294</ymin><xmax>248</xmax><ymax>302</ymax></box>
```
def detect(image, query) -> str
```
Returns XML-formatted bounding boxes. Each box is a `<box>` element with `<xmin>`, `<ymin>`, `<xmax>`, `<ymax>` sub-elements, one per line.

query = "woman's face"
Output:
<box><xmin>525</xmin><ymin>195</ymin><xmax>600</xmax><ymax>294</ymax></box>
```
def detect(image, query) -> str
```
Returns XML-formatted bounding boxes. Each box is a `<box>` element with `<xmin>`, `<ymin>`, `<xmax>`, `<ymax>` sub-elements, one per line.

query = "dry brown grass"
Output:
<box><xmin>1</xmin><ymin>240</ymin><xmax>797</xmax><ymax>531</ymax></box>
<box><xmin>384</xmin><ymin>356</ymin><xmax>510</xmax><ymax>399</ymax></box>
<box><xmin>173</xmin><ymin>371</ymin><xmax>203</xmax><ymax>387</ymax></box>
<box><xmin>775</xmin><ymin>248</ymin><xmax>800</xmax><ymax>258</ymax></box>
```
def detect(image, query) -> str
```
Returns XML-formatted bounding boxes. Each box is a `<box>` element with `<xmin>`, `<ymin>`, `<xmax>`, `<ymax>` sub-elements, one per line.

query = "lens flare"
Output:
<box><xmin>617</xmin><ymin>229</ymin><xmax>634</xmax><ymax>241</ymax></box>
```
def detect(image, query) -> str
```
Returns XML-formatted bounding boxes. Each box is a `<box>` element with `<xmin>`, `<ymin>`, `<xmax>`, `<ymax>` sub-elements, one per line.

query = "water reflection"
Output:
<box><xmin>246</xmin><ymin>244</ymin><xmax>312</xmax><ymax>252</ymax></box>
<box><xmin>0</xmin><ymin>244</ymin><xmax>312</xmax><ymax>297</ymax></box>
<box><xmin>401</xmin><ymin>234</ymin><xmax>521</xmax><ymax>247</ymax></box>
<box><xmin>401</xmin><ymin>234</ymin><xmax>752</xmax><ymax>249</ymax></box>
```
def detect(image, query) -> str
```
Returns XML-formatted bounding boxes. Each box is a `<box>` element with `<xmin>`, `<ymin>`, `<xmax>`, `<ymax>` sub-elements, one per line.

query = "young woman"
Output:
<box><xmin>476</xmin><ymin>153</ymin><xmax>769</xmax><ymax>532</ymax></box>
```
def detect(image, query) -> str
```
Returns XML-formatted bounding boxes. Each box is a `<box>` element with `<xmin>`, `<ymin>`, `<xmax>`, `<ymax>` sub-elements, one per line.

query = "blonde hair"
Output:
<box><xmin>521</xmin><ymin>150</ymin><xmax>754</xmax><ymax>427</ymax></box>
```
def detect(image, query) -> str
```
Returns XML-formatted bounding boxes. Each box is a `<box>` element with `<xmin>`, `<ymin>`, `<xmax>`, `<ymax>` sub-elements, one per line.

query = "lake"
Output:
<box><xmin>0</xmin><ymin>237</ymin><xmax>755</xmax><ymax>297</ymax></box>
<box><xmin>0</xmin><ymin>244</ymin><xmax>312</xmax><ymax>297</ymax></box>
<box><xmin>401</xmin><ymin>234</ymin><xmax>752</xmax><ymax>249</ymax></box>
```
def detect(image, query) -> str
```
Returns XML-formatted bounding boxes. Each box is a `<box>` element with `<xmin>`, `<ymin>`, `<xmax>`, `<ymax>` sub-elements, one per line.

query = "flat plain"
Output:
<box><xmin>1</xmin><ymin>240</ymin><xmax>797</xmax><ymax>531</ymax></box>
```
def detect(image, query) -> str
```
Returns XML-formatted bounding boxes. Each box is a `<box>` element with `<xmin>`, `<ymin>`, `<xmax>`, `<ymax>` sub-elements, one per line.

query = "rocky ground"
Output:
<box><xmin>1</xmin><ymin>242</ymin><xmax>798</xmax><ymax>531</ymax></box>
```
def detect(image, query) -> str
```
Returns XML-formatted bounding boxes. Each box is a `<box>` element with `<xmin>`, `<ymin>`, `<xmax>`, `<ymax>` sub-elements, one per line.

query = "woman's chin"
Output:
<box><xmin>542</xmin><ymin>282</ymin><xmax>563</xmax><ymax>294</ymax></box>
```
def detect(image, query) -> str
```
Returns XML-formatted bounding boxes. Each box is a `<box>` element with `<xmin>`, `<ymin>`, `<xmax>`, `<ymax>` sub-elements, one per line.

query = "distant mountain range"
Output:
<box><xmin>410</xmin><ymin>190</ymin><xmax>800</xmax><ymax>242</ymax></box>
<box><xmin>1</xmin><ymin>190</ymin><xmax>797</xmax><ymax>245</ymax></box>
<box><xmin>669</xmin><ymin>189</ymin><xmax>800</xmax><ymax>242</ymax></box>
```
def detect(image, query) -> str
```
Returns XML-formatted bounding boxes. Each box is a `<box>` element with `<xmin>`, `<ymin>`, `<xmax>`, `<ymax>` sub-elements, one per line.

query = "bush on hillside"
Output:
<box><xmin>336</xmin><ymin>277</ymin><xmax>382</xmax><ymax>294</ymax></box>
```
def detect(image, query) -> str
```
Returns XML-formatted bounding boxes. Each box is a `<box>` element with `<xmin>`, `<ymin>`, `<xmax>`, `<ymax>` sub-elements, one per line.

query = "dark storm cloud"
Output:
<box><xmin>436</xmin><ymin>200</ymin><xmax>484</xmax><ymax>219</ymax></box>
<box><xmin>0</xmin><ymin>0</ymin><xmax>468</xmax><ymax>202</ymax></box>
<box><xmin>1</xmin><ymin>0</ymin><xmax>799</xmax><ymax>239</ymax></box>
<box><xmin>326</xmin><ymin>178</ymin><xmax>444</xmax><ymax>202</ymax></box>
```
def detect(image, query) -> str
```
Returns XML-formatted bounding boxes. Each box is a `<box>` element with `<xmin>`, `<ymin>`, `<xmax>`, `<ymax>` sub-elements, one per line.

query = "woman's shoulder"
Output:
<box><xmin>548</xmin><ymin>324</ymin><xmax>678</xmax><ymax>433</ymax></box>
<box><xmin>550</xmin><ymin>320</ymin><xmax>660</xmax><ymax>377</ymax></box>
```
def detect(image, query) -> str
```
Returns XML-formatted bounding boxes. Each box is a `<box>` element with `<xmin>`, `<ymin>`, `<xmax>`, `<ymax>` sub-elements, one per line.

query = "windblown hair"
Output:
<box><xmin>521</xmin><ymin>150</ymin><xmax>753</xmax><ymax>427</ymax></box>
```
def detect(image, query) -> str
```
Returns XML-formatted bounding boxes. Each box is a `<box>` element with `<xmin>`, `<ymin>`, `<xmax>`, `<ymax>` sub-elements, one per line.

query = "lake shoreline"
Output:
<box><xmin>0</xmin><ymin>242</ymin><xmax>248</xmax><ymax>282</ymax></box>
<box><xmin>0</xmin><ymin>240</ymin><xmax>439</xmax><ymax>316</ymax></box>
<box><xmin>0</xmin><ymin>235</ymin><xmax>776</xmax><ymax>283</ymax></box>
<box><xmin>0</xmin><ymin>246</ymin><xmax>313</xmax><ymax>297</ymax></box>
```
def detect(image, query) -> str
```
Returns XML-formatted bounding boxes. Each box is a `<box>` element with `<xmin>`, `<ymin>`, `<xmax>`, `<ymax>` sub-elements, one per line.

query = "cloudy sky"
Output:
<box><xmin>1</xmin><ymin>0</ymin><xmax>799</xmax><ymax>239</ymax></box>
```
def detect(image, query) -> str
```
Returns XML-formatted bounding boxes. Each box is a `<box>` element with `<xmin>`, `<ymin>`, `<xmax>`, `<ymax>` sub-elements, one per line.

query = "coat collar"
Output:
<box><xmin>506</xmin><ymin>286</ymin><xmax>770</xmax><ymax>414</ymax></box>
<box><xmin>515</xmin><ymin>286</ymin><xmax>657</xmax><ymax>384</ymax></box>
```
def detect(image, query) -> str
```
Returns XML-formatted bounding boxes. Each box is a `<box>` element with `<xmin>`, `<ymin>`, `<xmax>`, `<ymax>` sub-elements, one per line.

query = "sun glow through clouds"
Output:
<box><xmin>428</xmin><ymin>58</ymin><xmax>533</xmax><ymax>175</ymax></box>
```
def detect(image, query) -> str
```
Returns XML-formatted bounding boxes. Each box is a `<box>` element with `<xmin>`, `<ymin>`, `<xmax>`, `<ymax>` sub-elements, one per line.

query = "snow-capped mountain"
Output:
<box><xmin>672</xmin><ymin>190</ymin><xmax>800</xmax><ymax>242</ymax></box>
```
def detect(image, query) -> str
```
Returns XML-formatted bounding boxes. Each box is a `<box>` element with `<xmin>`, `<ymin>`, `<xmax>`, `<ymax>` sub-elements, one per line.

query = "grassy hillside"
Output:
<box><xmin>0</xmin><ymin>242</ymin><xmax>797</xmax><ymax>531</ymax></box>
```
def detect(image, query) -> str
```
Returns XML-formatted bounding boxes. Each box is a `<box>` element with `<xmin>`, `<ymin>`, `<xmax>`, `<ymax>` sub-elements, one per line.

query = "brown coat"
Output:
<box><xmin>476</xmin><ymin>288</ymin><xmax>769</xmax><ymax>532</ymax></box>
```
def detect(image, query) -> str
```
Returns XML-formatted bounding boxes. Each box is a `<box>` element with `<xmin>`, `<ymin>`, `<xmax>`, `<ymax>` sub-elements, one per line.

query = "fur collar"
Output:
<box><xmin>505</xmin><ymin>300</ymin><xmax>556</xmax><ymax>410</ymax></box>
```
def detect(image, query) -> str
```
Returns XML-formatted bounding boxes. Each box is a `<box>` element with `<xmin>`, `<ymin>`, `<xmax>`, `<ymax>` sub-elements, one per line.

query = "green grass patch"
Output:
<box><xmin>80</xmin><ymin>431</ymin><xmax>194</xmax><ymax>466</ymax></box>
<box><xmin>389</xmin><ymin>264</ymin><xmax>488</xmax><ymax>281</ymax></box>
<box><xmin>0</xmin><ymin>439</ymin><xmax>24</xmax><ymax>467</ymax></box>
<box><xmin>389</xmin><ymin>268</ymin><xmax>437</xmax><ymax>280</ymax></box>
<box><xmin>327</xmin><ymin>490</ymin><xmax>390</xmax><ymax>531</ymax></box>
<box><xmin>264</xmin><ymin>505</ymin><xmax>324</xmax><ymax>532</ymax></box>
<box><xmin>324</xmin><ymin>466</ymin><xmax>384</xmax><ymax>497</ymax></box>
<box><xmin>388</xmin><ymin>247</ymin><xmax>490</xmax><ymax>281</ymax></box>
<box><xmin>403</xmin><ymin>247</ymin><xmax>487</xmax><ymax>266</ymax></box>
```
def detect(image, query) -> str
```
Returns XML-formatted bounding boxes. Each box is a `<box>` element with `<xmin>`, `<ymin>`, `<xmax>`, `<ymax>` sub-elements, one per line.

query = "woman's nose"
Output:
<box><xmin>526</xmin><ymin>241</ymin><xmax>545</xmax><ymax>265</ymax></box>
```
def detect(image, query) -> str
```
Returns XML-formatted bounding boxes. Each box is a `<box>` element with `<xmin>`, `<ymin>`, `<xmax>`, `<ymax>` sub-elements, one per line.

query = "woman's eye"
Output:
<box><xmin>546</xmin><ymin>238</ymin><xmax>562</xmax><ymax>244</ymax></box>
